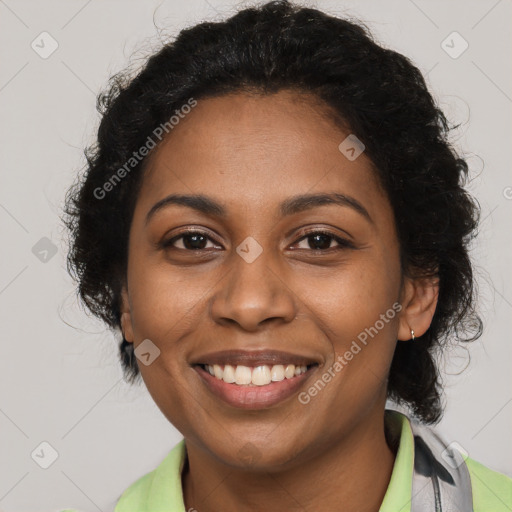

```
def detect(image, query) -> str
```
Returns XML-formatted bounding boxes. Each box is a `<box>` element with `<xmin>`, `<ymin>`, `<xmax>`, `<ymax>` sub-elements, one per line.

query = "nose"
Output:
<box><xmin>209</xmin><ymin>247</ymin><xmax>297</xmax><ymax>331</ymax></box>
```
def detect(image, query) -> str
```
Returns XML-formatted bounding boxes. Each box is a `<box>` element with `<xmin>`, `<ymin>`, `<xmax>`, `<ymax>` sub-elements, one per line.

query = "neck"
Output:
<box><xmin>182</xmin><ymin>408</ymin><xmax>397</xmax><ymax>512</ymax></box>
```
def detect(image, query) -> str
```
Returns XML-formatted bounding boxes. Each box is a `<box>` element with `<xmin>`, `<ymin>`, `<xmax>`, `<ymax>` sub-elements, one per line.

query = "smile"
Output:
<box><xmin>194</xmin><ymin>362</ymin><xmax>319</xmax><ymax>409</ymax></box>
<box><xmin>202</xmin><ymin>363</ymin><xmax>312</xmax><ymax>385</ymax></box>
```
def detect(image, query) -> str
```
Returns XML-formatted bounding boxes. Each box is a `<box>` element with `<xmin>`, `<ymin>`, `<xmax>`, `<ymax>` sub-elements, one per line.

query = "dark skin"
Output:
<box><xmin>120</xmin><ymin>89</ymin><xmax>439</xmax><ymax>512</ymax></box>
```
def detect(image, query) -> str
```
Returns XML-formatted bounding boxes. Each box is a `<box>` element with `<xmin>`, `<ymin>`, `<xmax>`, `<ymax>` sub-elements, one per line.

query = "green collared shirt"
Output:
<box><xmin>64</xmin><ymin>411</ymin><xmax>512</xmax><ymax>511</ymax></box>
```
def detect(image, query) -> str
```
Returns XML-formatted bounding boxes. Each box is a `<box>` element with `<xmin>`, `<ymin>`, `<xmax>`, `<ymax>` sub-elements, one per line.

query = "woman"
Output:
<box><xmin>62</xmin><ymin>1</ymin><xmax>512</xmax><ymax>510</ymax></box>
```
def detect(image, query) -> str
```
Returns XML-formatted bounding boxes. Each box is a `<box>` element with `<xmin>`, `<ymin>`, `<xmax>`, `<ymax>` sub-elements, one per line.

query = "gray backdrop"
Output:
<box><xmin>1</xmin><ymin>1</ymin><xmax>511</xmax><ymax>510</ymax></box>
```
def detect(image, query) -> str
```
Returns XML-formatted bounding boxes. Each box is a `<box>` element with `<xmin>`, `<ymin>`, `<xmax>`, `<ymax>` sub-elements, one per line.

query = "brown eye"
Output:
<box><xmin>163</xmin><ymin>230</ymin><xmax>220</xmax><ymax>251</ymax></box>
<box><xmin>294</xmin><ymin>230</ymin><xmax>355</xmax><ymax>251</ymax></box>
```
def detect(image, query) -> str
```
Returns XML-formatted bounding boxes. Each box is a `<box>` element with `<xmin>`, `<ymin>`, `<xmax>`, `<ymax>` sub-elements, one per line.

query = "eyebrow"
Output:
<box><xmin>145</xmin><ymin>192</ymin><xmax>373</xmax><ymax>226</ymax></box>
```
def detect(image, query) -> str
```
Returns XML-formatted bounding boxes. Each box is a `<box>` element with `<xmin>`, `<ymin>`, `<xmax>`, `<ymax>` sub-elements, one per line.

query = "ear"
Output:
<box><xmin>397</xmin><ymin>274</ymin><xmax>439</xmax><ymax>341</ymax></box>
<box><xmin>120</xmin><ymin>284</ymin><xmax>134</xmax><ymax>343</ymax></box>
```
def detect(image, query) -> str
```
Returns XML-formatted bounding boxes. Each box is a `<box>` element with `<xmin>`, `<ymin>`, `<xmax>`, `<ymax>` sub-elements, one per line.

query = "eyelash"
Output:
<box><xmin>161</xmin><ymin>228</ymin><xmax>355</xmax><ymax>252</ymax></box>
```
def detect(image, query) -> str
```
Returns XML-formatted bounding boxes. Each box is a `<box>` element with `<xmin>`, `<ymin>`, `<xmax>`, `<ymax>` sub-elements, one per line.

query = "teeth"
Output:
<box><xmin>213</xmin><ymin>364</ymin><xmax>223</xmax><ymax>380</ymax></box>
<box><xmin>271</xmin><ymin>364</ymin><xmax>284</xmax><ymax>382</ymax></box>
<box><xmin>204</xmin><ymin>363</ymin><xmax>310</xmax><ymax>386</ymax></box>
<box><xmin>294</xmin><ymin>365</ymin><xmax>307</xmax><ymax>376</ymax></box>
<box><xmin>234</xmin><ymin>365</ymin><xmax>252</xmax><ymax>385</ymax></box>
<box><xmin>252</xmin><ymin>365</ymin><xmax>271</xmax><ymax>386</ymax></box>
<box><xmin>223</xmin><ymin>364</ymin><xmax>236</xmax><ymax>383</ymax></box>
<box><xmin>284</xmin><ymin>364</ymin><xmax>295</xmax><ymax>379</ymax></box>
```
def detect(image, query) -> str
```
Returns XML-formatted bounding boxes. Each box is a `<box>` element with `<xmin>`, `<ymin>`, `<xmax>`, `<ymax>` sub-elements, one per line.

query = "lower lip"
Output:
<box><xmin>194</xmin><ymin>365</ymin><xmax>317</xmax><ymax>409</ymax></box>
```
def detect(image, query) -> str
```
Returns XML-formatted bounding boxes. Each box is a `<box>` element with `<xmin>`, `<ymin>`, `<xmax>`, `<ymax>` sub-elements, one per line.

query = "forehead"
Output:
<box><xmin>136</xmin><ymin>90</ymin><xmax>388</xmax><ymax>220</ymax></box>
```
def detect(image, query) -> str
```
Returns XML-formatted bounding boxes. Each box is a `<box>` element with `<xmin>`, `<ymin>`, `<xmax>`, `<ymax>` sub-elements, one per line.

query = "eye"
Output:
<box><xmin>161</xmin><ymin>228</ymin><xmax>355</xmax><ymax>253</ymax></box>
<box><xmin>292</xmin><ymin>230</ymin><xmax>355</xmax><ymax>251</ymax></box>
<box><xmin>162</xmin><ymin>230</ymin><xmax>221</xmax><ymax>251</ymax></box>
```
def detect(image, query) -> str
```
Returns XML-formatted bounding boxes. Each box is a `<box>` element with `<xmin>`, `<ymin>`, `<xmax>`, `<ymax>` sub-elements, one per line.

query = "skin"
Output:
<box><xmin>120</xmin><ymin>89</ymin><xmax>439</xmax><ymax>512</ymax></box>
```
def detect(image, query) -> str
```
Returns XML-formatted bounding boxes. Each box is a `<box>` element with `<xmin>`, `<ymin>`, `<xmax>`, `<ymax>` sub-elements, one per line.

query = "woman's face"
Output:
<box><xmin>121</xmin><ymin>90</ymin><xmax>429</xmax><ymax>468</ymax></box>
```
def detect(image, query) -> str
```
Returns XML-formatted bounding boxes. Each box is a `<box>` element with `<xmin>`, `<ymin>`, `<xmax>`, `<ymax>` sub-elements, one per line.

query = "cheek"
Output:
<box><xmin>295</xmin><ymin>252</ymin><xmax>401</xmax><ymax>377</ymax></box>
<box><xmin>127</xmin><ymin>256</ymin><xmax>210</xmax><ymax>339</ymax></box>
<box><xmin>298</xmin><ymin>256</ymin><xmax>400</xmax><ymax>333</ymax></box>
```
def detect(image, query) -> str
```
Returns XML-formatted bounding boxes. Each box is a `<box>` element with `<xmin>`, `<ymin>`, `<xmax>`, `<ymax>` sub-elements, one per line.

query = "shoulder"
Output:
<box><xmin>59</xmin><ymin>470</ymin><xmax>158</xmax><ymax>512</ymax></box>
<box><xmin>60</xmin><ymin>440</ymin><xmax>186</xmax><ymax>511</ymax></box>
<box><xmin>113</xmin><ymin>468</ymin><xmax>157</xmax><ymax>510</ymax></box>
<box><xmin>465</xmin><ymin>456</ymin><xmax>512</xmax><ymax>511</ymax></box>
<box><xmin>114</xmin><ymin>439</ymin><xmax>187</xmax><ymax>511</ymax></box>
<box><xmin>58</xmin><ymin>468</ymin><xmax>160</xmax><ymax>512</ymax></box>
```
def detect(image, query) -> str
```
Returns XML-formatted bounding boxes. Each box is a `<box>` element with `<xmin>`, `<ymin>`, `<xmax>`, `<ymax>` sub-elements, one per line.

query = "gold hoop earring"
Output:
<box><xmin>411</xmin><ymin>329</ymin><xmax>415</xmax><ymax>341</ymax></box>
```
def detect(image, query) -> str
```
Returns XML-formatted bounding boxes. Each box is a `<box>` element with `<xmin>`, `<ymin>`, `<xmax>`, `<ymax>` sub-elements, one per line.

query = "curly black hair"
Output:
<box><xmin>63</xmin><ymin>0</ymin><xmax>482</xmax><ymax>424</ymax></box>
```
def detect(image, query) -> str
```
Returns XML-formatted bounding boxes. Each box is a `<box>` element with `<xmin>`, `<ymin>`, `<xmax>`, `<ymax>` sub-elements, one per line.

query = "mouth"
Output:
<box><xmin>191</xmin><ymin>350</ymin><xmax>320</xmax><ymax>409</ymax></box>
<box><xmin>198</xmin><ymin>362</ymin><xmax>317</xmax><ymax>385</ymax></box>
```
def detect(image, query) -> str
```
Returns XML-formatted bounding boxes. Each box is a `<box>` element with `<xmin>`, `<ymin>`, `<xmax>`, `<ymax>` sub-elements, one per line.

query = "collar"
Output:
<box><xmin>380</xmin><ymin>409</ymin><xmax>415</xmax><ymax>512</ymax></box>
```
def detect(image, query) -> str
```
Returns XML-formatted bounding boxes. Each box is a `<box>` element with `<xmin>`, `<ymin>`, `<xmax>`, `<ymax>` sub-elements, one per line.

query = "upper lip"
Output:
<box><xmin>191</xmin><ymin>349</ymin><xmax>320</xmax><ymax>367</ymax></box>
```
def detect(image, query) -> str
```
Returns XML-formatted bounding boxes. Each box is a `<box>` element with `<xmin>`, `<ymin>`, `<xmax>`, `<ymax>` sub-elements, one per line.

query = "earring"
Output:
<box><xmin>411</xmin><ymin>329</ymin><xmax>415</xmax><ymax>341</ymax></box>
